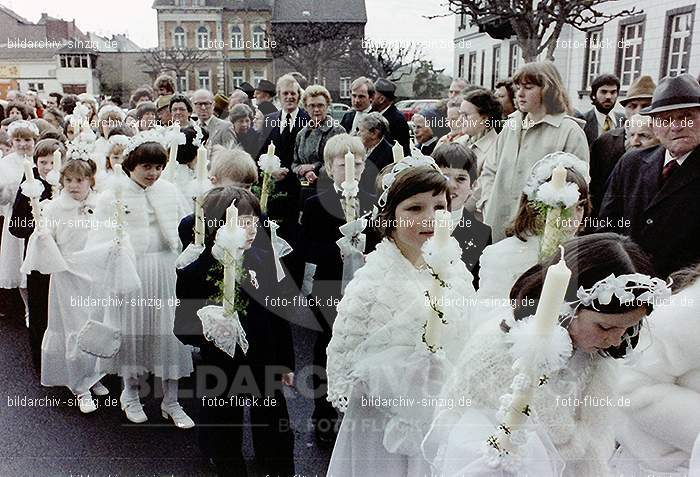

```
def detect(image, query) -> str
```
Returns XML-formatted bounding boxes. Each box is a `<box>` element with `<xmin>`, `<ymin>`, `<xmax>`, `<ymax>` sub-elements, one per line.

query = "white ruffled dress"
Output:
<box><xmin>433</xmin><ymin>317</ymin><xmax>618</xmax><ymax>477</ymax></box>
<box><xmin>325</xmin><ymin>239</ymin><xmax>477</xmax><ymax>477</ymax></box>
<box><xmin>84</xmin><ymin>178</ymin><xmax>193</xmax><ymax>380</ymax></box>
<box><xmin>0</xmin><ymin>152</ymin><xmax>29</xmax><ymax>289</ymax></box>
<box><xmin>26</xmin><ymin>191</ymin><xmax>105</xmax><ymax>394</ymax></box>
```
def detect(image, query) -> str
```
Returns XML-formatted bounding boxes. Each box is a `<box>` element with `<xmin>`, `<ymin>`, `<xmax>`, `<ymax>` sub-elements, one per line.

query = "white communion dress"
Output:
<box><xmin>84</xmin><ymin>177</ymin><xmax>193</xmax><ymax>379</ymax></box>
<box><xmin>24</xmin><ymin>190</ymin><xmax>105</xmax><ymax>394</ymax></box>
<box><xmin>325</xmin><ymin>238</ymin><xmax>477</xmax><ymax>477</ymax></box>
<box><xmin>0</xmin><ymin>152</ymin><xmax>29</xmax><ymax>289</ymax></box>
<box><xmin>432</xmin><ymin>316</ymin><xmax>619</xmax><ymax>477</ymax></box>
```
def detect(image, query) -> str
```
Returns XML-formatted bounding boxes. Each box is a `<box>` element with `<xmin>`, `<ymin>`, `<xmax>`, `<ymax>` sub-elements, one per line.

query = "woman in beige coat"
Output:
<box><xmin>478</xmin><ymin>61</ymin><xmax>589</xmax><ymax>241</ymax></box>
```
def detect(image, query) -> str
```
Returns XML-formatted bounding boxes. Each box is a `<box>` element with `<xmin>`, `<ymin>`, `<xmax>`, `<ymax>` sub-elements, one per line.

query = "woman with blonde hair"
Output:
<box><xmin>478</xmin><ymin>61</ymin><xmax>589</xmax><ymax>241</ymax></box>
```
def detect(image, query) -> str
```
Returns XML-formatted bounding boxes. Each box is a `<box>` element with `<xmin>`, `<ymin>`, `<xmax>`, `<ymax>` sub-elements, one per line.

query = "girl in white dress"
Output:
<box><xmin>433</xmin><ymin>233</ymin><xmax>670</xmax><ymax>477</ymax></box>
<box><xmin>326</xmin><ymin>162</ymin><xmax>477</xmax><ymax>477</ymax></box>
<box><xmin>0</xmin><ymin>121</ymin><xmax>38</xmax><ymax>312</ymax></box>
<box><xmin>23</xmin><ymin>159</ymin><xmax>108</xmax><ymax>413</ymax></box>
<box><xmin>477</xmin><ymin>153</ymin><xmax>590</xmax><ymax>310</ymax></box>
<box><xmin>613</xmin><ymin>264</ymin><xmax>700</xmax><ymax>476</ymax></box>
<box><xmin>94</xmin><ymin>128</ymin><xmax>130</xmax><ymax>192</ymax></box>
<box><xmin>86</xmin><ymin>137</ymin><xmax>194</xmax><ymax>427</ymax></box>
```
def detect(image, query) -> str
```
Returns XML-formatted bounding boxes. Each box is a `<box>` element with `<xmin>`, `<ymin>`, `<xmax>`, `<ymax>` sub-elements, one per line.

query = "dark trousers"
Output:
<box><xmin>27</xmin><ymin>271</ymin><xmax>50</xmax><ymax>372</ymax></box>
<box><xmin>196</xmin><ymin>347</ymin><xmax>295</xmax><ymax>477</ymax></box>
<box><xmin>310</xmin><ymin>302</ymin><xmax>339</xmax><ymax>436</ymax></box>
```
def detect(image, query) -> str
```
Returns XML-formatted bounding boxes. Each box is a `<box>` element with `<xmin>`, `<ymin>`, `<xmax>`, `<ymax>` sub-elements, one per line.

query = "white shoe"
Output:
<box><xmin>161</xmin><ymin>403</ymin><xmax>194</xmax><ymax>429</ymax></box>
<box><xmin>120</xmin><ymin>391</ymin><xmax>147</xmax><ymax>423</ymax></box>
<box><xmin>77</xmin><ymin>393</ymin><xmax>97</xmax><ymax>414</ymax></box>
<box><xmin>91</xmin><ymin>382</ymin><xmax>109</xmax><ymax>396</ymax></box>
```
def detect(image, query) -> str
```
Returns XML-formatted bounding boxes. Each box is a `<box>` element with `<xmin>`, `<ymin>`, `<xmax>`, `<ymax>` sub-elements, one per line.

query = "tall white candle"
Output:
<box><xmin>434</xmin><ymin>210</ymin><xmax>451</xmax><ymax>246</ymax></box>
<box><xmin>196</xmin><ymin>146</ymin><xmax>207</xmax><ymax>181</ymax></box>
<box><xmin>267</xmin><ymin>143</ymin><xmax>275</xmax><ymax>157</ymax></box>
<box><xmin>168</xmin><ymin>143</ymin><xmax>178</xmax><ymax>168</ymax></box>
<box><xmin>344</xmin><ymin>150</ymin><xmax>355</xmax><ymax>184</ymax></box>
<box><xmin>533</xmin><ymin>246</ymin><xmax>572</xmax><ymax>334</ymax></box>
<box><xmin>23</xmin><ymin>160</ymin><xmax>35</xmax><ymax>183</ymax></box>
<box><xmin>392</xmin><ymin>141</ymin><xmax>404</xmax><ymax>163</ymax></box>
<box><xmin>52</xmin><ymin>148</ymin><xmax>62</xmax><ymax>172</ymax></box>
<box><xmin>550</xmin><ymin>165</ymin><xmax>567</xmax><ymax>189</ymax></box>
<box><xmin>226</xmin><ymin>200</ymin><xmax>238</xmax><ymax>231</ymax></box>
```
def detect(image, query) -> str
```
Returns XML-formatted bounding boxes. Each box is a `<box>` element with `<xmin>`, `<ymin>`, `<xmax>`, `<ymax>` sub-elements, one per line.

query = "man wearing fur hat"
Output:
<box><xmin>598</xmin><ymin>73</ymin><xmax>700</xmax><ymax>278</ymax></box>
<box><xmin>589</xmin><ymin>75</ymin><xmax>656</xmax><ymax>216</ymax></box>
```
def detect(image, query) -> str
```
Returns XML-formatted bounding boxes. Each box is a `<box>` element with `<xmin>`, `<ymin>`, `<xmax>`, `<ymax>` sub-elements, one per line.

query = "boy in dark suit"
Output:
<box><xmin>432</xmin><ymin>143</ymin><xmax>492</xmax><ymax>289</ymax></box>
<box><xmin>299</xmin><ymin>134</ymin><xmax>381</xmax><ymax>445</ymax></box>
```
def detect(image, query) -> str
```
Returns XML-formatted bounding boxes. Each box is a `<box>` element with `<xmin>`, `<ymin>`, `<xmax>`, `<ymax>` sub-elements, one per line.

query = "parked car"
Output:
<box><xmin>396</xmin><ymin>99</ymin><xmax>440</xmax><ymax>121</ymax></box>
<box><xmin>329</xmin><ymin>103</ymin><xmax>351</xmax><ymax>122</ymax></box>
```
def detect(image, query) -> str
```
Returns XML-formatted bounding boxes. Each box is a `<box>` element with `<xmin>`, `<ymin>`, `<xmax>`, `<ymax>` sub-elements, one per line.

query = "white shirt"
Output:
<box><xmin>280</xmin><ymin>107</ymin><xmax>300</xmax><ymax>134</ymax></box>
<box><xmin>665</xmin><ymin>149</ymin><xmax>691</xmax><ymax>166</ymax></box>
<box><xmin>379</xmin><ymin>105</ymin><xmax>391</xmax><ymax>115</ymax></box>
<box><xmin>350</xmin><ymin>106</ymin><xmax>372</xmax><ymax>135</ymax></box>
<box><xmin>594</xmin><ymin>108</ymin><xmax>618</xmax><ymax>136</ymax></box>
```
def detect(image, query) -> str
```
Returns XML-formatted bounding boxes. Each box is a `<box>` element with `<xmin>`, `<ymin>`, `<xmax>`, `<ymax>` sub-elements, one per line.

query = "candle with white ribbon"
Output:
<box><xmin>533</xmin><ymin>246</ymin><xmax>571</xmax><ymax>334</ymax></box>
<box><xmin>392</xmin><ymin>141</ymin><xmax>404</xmax><ymax>163</ymax></box>
<box><xmin>52</xmin><ymin>148</ymin><xmax>62</xmax><ymax>171</ymax></box>
<box><xmin>196</xmin><ymin>146</ymin><xmax>207</xmax><ymax>181</ymax></box>
<box><xmin>223</xmin><ymin>200</ymin><xmax>239</xmax><ymax>314</ymax></box>
<box><xmin>267</xmin><ymin>143</ymin><xmax>275</xmax><ymax>157</ymax></box>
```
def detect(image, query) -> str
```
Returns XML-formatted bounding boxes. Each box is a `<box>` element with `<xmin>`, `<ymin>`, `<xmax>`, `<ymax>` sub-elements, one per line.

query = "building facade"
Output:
<box><xmin>453</xmin><ymin>0</ymin><xmax>699</xmax><ymax>111</ymax></box>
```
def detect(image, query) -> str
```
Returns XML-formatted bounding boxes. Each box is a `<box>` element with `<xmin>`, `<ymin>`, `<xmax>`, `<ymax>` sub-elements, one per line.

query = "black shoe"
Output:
<box><xmin>314</xmin><ymin>428</ymin><xmax>337</xmax><ymax>448</ymax></box>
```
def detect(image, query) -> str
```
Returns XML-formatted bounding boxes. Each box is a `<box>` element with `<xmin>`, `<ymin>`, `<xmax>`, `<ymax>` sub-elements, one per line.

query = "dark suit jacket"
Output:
<box><xmin>9</xmin><ymin>169</ymin><xmax>52</xmax><ymax>245</ymax></box>
<box><xmin>597</xmin><ymin>145</ymin><xmax>700</xmax><ymax>278</ymax></box>
<box><xmin>589</xmin><ymin>126</ymin><xmax>627</xmax><ymax>217</ymax></box>
<box><xmin>416</xmin><ymin>138</ymin><xmax>438</xmax><ymax>156</ymax></box>
<box><xmin>580</xmin><ymin>108</ymin><xmax>626</xmax><ymax>146</ymax></box>
<box><xmin>174</xmin><ymin>214</ymin><xmax>295</xmax><ymax>372</ymax></box>
<box><xmin>452</xmin><ymin>209</ymin><xmax>492</xmax><ymax>290</ymax></box>
<box><xmin>299</xmin><ymin>187</ymin><xmax>381</xmax><ymax>328</ymax></box>
<box><xmin>340</xmin><ymin>110</ymin><xmax>356</xmax><ymax>134</ymax></box>
<box><xmin>381</xmin><ymin>104</ymin><xmax>411</xmax><ymax>156</ymax></box>
<box><xmin>360</xmin><ymin>138</ymin><xmax>394</xmax><ymax>195</ymax></box>
<box><xmin>257</xmin><ymin>100</ymin><xmax>278</xmax><ymax>116</ymax></box>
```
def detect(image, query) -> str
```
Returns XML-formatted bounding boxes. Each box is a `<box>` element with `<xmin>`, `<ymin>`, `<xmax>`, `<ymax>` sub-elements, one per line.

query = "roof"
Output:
<box><xmin>152</xmin><ymin>0</ymin><xmax>273</xmax><ymax>9</ymax></box>
<box><xmin>0</xmin><ymin>4</ymin><xmax>33</xmax><ymax>24</ymax></box>
<box><xmin>272</xmin><ymin>0</ymin><xmax>366</xmax><ymax>23</ymax></box>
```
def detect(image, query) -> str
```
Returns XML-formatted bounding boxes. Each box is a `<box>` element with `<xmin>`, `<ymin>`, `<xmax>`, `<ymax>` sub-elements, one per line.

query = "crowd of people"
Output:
<box><xmin>0</xmin><ymin>61</ymin><xmax>700</xmax><ymax>477</ymax></box>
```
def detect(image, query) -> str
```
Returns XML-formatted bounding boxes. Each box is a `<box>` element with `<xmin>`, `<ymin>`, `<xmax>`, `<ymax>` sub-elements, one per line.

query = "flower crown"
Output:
<box><xmin>571</xmin><ymin>273</ymin><xmax>672</xmax><ymax>310</ymax></box>
<box><xmin>523</xmin><ymin>152</ymin><xmax>590</xmax><ymax>209</ymax></box>
<box><xmin>372</xmin><ymin>152</ymin><xmax>445</xmax><ymax>219</ymax></box>
<box><xmin>67</xmin><ymin>127</ymin><xmax>97</xmax><ymax>161</ymax></box>
<box><xmin>7</xmin><ymin>120</ymin><xmax>39</xmax><ymax>138</ymax></box>
<box><xmin>122</xmin><ymin>125</ymin><xmax>186</xmax><ymax>157</ymax></box>
<box><xmin>97</xmin><ymin>104</ymin><xmax>126</xmax><ymax>122</ymax></box>
<box><xmin>107</xmin><ymin>134</ymin><xmax>130</xmax><ymax>149</ymax></box>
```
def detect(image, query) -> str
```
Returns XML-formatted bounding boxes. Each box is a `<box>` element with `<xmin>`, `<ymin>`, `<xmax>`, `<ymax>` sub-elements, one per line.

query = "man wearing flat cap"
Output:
<box><xmin>589</xmin><ymin>75</ymin><xmax>656</xmax><ymax>216</ymax></box>
<box><xmin>598</xmin><ymin>73</ymin><xmax>700</xmax><ymax>277</ymax></box>
<box><xmin>255</xmin><ymin>79</ymin><xmax>278</xmax><ymax>116</ymax></box>
<box><xmin>371</xmin><ymin>77</ymin><xmax>411</xmax><ymax>155</ymax></box>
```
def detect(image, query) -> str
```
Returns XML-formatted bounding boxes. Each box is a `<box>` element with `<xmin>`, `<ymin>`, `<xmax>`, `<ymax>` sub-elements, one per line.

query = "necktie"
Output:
<box><xmin>603</xmin><ymin>116</ymin><xmax>613</xmax><ymax>132</ymax></box>
<box><xmin>281</xmin><ymin>113</ymin><xmax>292</xmax><ymax>140</ymax></box>
<box><xmin>661</xmin><ymin>159</ymin><xmax>679</xmax><ymax>184</ymax></box>
<box><xmin>199</xmin><ymin>120</ymin><xmax>208</xmax><ymax>135</ymax></box>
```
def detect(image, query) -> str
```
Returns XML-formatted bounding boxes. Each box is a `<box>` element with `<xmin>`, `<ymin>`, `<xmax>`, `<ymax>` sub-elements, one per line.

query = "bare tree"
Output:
<box><xmin>267</xmin><ymin>22</ymin><xmax>362</xmax><ymax>82</ymax></box>
<box><xmin>138</xmin><ymin>48</ymin><xmax>210</xmax><ymax>81</ymax></box>
<box><xmin>441</xmin><ymin>0</ymin><xmax>639</xmax><ymax>62</ymax></box>
<box><xmin>349</xmin><ymin>40</ymin><xmax>425</xmax><ymax>81</ymax></box>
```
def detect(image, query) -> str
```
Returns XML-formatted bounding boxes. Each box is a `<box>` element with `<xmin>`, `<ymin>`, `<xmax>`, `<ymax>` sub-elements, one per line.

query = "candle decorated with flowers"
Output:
<box><xmin>50</xmin><ymin>148</ymin><xmax>62</xmax><ymax>197</ymax></box>
<box><xmin>539</xmin><ymin>165</ymin><xmax>570</xmax><ymax>260</ymax></box>
<box><xmin>533</xmin><ymin>246</ymin><xmax>571</xmax><ymax>334</ymax></box>
<box><xmin>222</xmin><ymin>201</ymin><xmax>241</xmax><ymax>315</ymax></box>
<box><xmin>194</xmin><ymin>146</ymin><xmax>207</xmax><ymax>247</ymax></box>
<box><xmin>258</xmin><ymin>143</ymin><xmax>280</xmax><ymax>214</ymax></box>
<box><xmin>342</xmin><ymin>149</ymin><xmax>358</xmax><ymax>223</ymax></box>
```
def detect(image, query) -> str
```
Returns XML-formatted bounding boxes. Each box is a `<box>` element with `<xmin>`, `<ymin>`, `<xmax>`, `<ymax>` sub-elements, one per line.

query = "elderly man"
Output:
<box><xmin>625</xmin><ymin>114</ymin><xmax>660</xmax><ymax>150</ymax></box>
<box><xmin>228</xmin><ymin>89</ymin><xmax>251</xmax><ymax>110</ymax></box>
<box><xmin>357</xmin><ymin>112</ymin><xmax>393</xmax><ymax>194</ymax></box>
<box><xmin>412</xmin><ymin>113</ymin><xmax>438</xmax><ymax>155</ymax></box>
<box><xmin>340</xmin><ymin>76</ymin><xmax>374</xmax><ymax>135</ymax></box>
<box><xmin>598</xmin><ymin>74</ymin><xmax>700</xmax><ymax>277</ymax></box>
<box><xmin>191</xmin><ymin>89</ymin><xmax>229</xmax><ymax>144</ymax></box>
<box><xmin>371</xmin><ymin>78</ymin><xmax>411</xmax><ymax>155</ymax></box>
<box><xmin>449</xmin><ymin>78</ymin><xmax>469</xmax><ymax>98</ymax></box>
<box><xmin>589</xmin><ymin>75</ymin><xmax>656</xmax><ymax>216</ymax></box>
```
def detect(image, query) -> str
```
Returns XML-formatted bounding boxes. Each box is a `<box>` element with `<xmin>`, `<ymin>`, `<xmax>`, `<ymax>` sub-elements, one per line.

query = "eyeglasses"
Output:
<box><xmin>194</xmin><ymin>101</ymin><xmax>213</xmax><ymax>107</ymax></box>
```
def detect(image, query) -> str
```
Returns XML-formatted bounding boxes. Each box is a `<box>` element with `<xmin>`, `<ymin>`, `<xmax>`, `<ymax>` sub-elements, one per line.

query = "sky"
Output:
<box><xmin>0</xmin><ymin>0</ymin><xmax>456</xmax><ymax>74</ymax></box>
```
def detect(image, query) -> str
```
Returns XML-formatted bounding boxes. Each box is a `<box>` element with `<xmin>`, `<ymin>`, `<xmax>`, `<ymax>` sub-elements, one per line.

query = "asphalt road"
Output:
<box><xmin>0</xmin><ymin>288</ymin><xmax>332</xmax><ymax>477</ymax></box>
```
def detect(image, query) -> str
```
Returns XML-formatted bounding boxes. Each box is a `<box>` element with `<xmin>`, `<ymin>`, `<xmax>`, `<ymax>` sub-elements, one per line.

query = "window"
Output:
<box><xmin>252</xmin><ymin>24</ymin><xmax>266</xmax><ymax>49</ymax></box>
<box><xmin>583</xmin><ymin>28</ymin><xmax>603</xmax><ymax>90</ymax></box>
<box><xmin>174</xmin><ymin>26</ymin><xmax>186</xmax><ymax>49</ymax></box>
<box><xmin>340</xmin><ymin>77</ymin><xmax>351</xmax><ymax>99</ymax></box>
<box><xmin>468</xmin><ymin>52</ymin><xmax>477</xmax><ymax>83</ymax></box>
<box><xmin>458</xmin><ymin>12</ymin><xmax>467</xmax><ymax>30</ymax></box>
<box><xmin>457</xmin><ymin>54</ymin><xmax>465</xmax><ymax>78</ymax></box>
<box><xmin>37</xmin><ymin>83</ymin><xmax>44</xmax><ymax>92</ymax></box>
<box><xmin>312</xmin><ymin>76</ymin><xmax>326</xmax><ymax>86</ymax></box>
<box><xmin>198</xmin><ymin>70</ymin><xmax>210</xmax><ymax>90</ymax></box>
<box><xmin>662</xmin><ymin>8</ymin><xmax>694</xmax><ymax>77</ymax></box>
<box><xmin>177</xmin><ymin>73</ymin><xmax>189</xmax><ymax>92</ymax></box>
<box><xmin>60</xmin><ymin>54</ymin><xmax>90</xmax><ymax>68</ymax></box>
<box><xmin>231</xmin><ymin>70</ymin><xmax>244</xmax><ymax>89</ymax></box>
<box><xmin>508</xmin><ymin>42</ymin><xmax>520</xmax><ymax>76</ymax></box>
<box><xmin>492</xmin><ymin>45</ymin><xmax>501</xmax><ymax>88</ymax></box>
<box><xmin>197</xmin><ymin>26</ymin><xmax>209</xmax><ymax>50</ymax></box>
<box><xmin>616</xmin><ymin>16</ymin><xmax>645</xmax><ymax>89</ymax></box>
<box><xmin>253</xmin><ymin>70</ymin><xmax>265</xmax><ymax>85</ymax></box>
<box><xmin>230</xmin><ymin>24</ymin><xmax>243</xmax><ymax>49</ymax></box>
<box><xmin>480</xmin><ymin>50</ymin><xmax>485</xmax><ymax>86</ymax></box>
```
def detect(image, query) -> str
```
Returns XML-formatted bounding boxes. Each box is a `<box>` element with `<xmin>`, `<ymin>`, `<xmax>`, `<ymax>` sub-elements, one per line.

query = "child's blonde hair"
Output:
<box><xmin>60</xmin><ymin>159</ymin><xmax>97</xmax><ymax>188</ymax></box>
<box><xmin>323</xmin><ymin>133</ymin><xmax>365</xmax><ymax>173</ymax></box>
<box><xmin>210</xmin><ymin>145</ymin><xmax>258</xmax><ymax>187</ymax></box>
